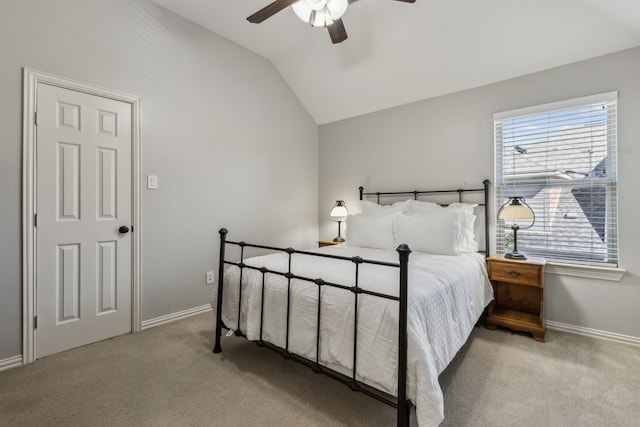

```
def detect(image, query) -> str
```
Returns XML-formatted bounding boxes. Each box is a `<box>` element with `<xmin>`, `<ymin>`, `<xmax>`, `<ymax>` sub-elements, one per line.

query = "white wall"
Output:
<box><xmin>319</xmin><ymin>46</ymin><xmax>640</xmax><ymax>339</ymax></box>
<box><xmin>0</xmin><ymin>0</ymin><xmax>318</xmax><ymax>360</ymax></box>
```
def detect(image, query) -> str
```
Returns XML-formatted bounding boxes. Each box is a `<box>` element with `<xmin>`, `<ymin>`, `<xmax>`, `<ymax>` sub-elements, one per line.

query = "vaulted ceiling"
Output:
<box><xmin>150</xmin><ymin>0</ymin><xmax>640</xmax><ymax>124</ymax></box>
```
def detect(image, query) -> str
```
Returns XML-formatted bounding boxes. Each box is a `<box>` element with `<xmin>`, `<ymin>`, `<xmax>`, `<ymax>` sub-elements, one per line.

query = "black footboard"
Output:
<box><xmin>213</xmin><ymin>228</ymin><xmax>412</xmax><ymax>427</ymax></box>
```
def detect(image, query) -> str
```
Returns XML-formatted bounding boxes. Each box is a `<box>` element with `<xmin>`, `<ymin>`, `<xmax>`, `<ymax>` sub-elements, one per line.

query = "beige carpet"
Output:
<box><xmin>1</xmin><ymin>312</ymin><xmax>639</xmax><ymax>426</ymax></box>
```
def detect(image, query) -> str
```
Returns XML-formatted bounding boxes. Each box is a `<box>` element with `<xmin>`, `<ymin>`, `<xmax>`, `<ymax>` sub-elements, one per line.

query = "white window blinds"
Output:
<box><xmin>494</xmin><ymin>92</ymin><xmax>618</xmax><ymax>266</ymax></box>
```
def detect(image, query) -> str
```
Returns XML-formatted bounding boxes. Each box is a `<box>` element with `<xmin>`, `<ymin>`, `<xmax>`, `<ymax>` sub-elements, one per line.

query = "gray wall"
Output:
<box><xmin>0</xmin><ymin>0</ymin><xmax>318</xmax><ymax>360</ymax></box>
<box><xmin>319</xmin><ymin>46</ymin><xmax>640</xmax><ymax>339</ymax></box>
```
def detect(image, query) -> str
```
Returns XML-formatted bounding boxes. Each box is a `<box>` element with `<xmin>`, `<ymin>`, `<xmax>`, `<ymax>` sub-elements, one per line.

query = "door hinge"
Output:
<box><xmin>34</xmin><ymin>213</ymin><xmax>37</xmax><ymax>227</ymax></box>
<box><xmin>34</xmin><ymin>316</ymin><xmax>38</xmax><ymax>329</ymax></box>
<box><xmin>34</xmin><ymin>112</ymin><xmax>38</xmax><ymax>126</ymax></box>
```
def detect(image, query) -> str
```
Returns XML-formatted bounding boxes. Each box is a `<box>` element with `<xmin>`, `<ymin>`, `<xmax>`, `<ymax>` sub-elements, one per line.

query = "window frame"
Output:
<box><xmin>493</xmin><ymin>92</ymin><xmax>624</xmax><ymax>279</ymax></box>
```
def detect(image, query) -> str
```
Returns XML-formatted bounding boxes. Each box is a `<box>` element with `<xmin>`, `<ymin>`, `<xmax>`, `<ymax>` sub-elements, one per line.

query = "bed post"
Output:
<box><xmin>213</xmin><ymin>228</ymin><xmax>228</xmax><ymax>353</ymax></box>
<box><xmin>396</xmin><ymin>243</ymin><xmax>412</xmax><ymax>427</ymax></box>
<box><xmin>483</xmin><ymin>179</ymin><xmax>491</xmax><ymax>255</ymax></box>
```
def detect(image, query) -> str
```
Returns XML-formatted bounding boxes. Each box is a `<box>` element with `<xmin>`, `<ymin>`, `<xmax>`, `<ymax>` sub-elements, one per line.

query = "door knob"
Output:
<box><xmin>118</xmin><ymin>226</ymin><xmax>130</xmax><ymax>234</ymax></box>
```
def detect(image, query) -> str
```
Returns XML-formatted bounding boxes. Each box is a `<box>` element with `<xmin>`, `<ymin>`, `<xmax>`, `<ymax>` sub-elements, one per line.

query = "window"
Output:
<box><xmin>494</xmin><ymin>92</ymin><xmax>618</xmax><ymax>267</ymax></box>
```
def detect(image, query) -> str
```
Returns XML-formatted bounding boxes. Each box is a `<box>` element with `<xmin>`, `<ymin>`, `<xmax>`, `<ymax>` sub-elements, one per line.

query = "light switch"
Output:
<box><xmin>147</xmin><ymin>175</ymin><xmax>158</xmax><ymax>190</ymax></box>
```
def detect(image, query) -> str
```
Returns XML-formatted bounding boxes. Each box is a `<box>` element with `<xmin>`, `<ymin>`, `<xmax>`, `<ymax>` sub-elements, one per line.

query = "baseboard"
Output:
<box><xmin>546</xmin><ymin>320</ymin><xmax>640</xmax><ymax>347</ymax></box>
<box><xmin>1</xmin><ymin>306</ymin><xmax>212</xmax><ymax>370</ymax></box>
<box><xmin>141</xmin><ymin>304</ymin><xmax>212</xmax><ymax>331</ymax></box>
<box><xmin>0</xmin><ymin>355</ymin><xmax>23</xmax><ymax>372</ymax></box>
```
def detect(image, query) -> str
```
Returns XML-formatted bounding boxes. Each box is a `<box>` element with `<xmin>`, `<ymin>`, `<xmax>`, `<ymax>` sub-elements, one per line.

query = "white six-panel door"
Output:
<box><xmin>36</xmin><ymin>83</ymin><xmax>132</xmax><ymax>358</ymax></box>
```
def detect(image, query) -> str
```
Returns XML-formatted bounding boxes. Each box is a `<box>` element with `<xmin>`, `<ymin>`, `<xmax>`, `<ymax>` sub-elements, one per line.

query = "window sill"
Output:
<box><xmin>545</xmin><ymin>261</ymin><xmax>625</xmax><ymax>282</ymax></box>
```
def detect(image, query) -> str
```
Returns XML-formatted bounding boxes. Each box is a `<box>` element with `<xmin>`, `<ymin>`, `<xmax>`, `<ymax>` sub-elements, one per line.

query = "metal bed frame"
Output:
<box><xmin>213</xmin><ymin>180</ymin><xmax>490</xmax><ymax>427</ymax></box>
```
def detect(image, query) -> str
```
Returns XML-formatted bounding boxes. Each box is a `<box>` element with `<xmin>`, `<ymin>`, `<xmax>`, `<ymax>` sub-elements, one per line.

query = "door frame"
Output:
<box><xmin>22</xmin><ymin>68</ymin><xmax>142</xmax><ymax>363</ymax></box>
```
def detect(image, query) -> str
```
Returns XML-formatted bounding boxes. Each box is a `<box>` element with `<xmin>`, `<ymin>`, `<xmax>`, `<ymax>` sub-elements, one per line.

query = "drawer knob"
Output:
<box><xmin>507</xmin><ymin>270</ymin><xmax>521</xmax><ymax>278</ymax></box>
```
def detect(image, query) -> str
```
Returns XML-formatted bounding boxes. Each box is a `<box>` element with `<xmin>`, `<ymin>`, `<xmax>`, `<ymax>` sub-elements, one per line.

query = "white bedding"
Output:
<box><xmin>211</xmin><ymin>244</ymin><xmax>493</xmax><ymax>427</ymax></box>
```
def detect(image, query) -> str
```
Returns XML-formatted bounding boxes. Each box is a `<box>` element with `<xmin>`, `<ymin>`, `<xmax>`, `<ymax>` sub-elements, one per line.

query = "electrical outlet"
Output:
<box><xmin>206</xmin><ymin>271</ymin><xmax>214</xmax><ymax>285</ymax></box>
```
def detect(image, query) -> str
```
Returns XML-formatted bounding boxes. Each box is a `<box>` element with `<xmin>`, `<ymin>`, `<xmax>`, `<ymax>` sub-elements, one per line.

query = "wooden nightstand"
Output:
<box><xmin>318</xmin><ymin>240</ymin><xmax>343</xmax><ymax>248</ymax></box>
<box><xmin>486</xmin><ymin>255</ymin><xmax>546</xmax><ymax>341</ymax></box>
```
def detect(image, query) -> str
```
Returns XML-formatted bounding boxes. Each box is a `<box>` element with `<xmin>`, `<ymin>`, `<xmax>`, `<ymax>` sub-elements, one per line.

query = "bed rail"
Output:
<box><xmin>213</xmin><ymin>229</ymin><xmax>412</xmax><ymax>426</ymax></box>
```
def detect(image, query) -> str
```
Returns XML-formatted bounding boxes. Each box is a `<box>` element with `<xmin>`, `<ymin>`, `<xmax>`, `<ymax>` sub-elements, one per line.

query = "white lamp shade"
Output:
<box><xmin>498</xmin><ymin>197</ymin><xmax>535</xmax><ymax>229</ymax></box>
<box><xmin>330</xmin><ymin>200</ymin><xmax>348</xmax><ymax>222</ymax></box>
<box><xmin>292</xmin><ymin>0</ymin><xmax>348</xmax><ymax>27</ymax></box>
<box><xmin>498</xmin><ymin>202</ymin><xmax>534</xmax><ymax>220</ymax></box>
<box><xmin>305</xmin><ymin>0</ymin><xmax>328</xmax><ymax>11</ymax></box>
<box><xmin>326</xmin><ymin>0</ymin><xmax>348</xmax><ymax>17</ymax></box>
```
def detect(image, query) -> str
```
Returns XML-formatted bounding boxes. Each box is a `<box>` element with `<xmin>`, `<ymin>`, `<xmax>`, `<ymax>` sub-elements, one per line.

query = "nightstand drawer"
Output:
<box><xmin>489</xmin><ymin>261</ymin><xmax>542</xmax><ymax>286</ymax></box>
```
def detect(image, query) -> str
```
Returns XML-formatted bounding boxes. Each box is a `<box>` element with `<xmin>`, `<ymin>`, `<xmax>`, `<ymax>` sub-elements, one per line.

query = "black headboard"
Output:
<box><xmin>359</xmin><ymin>179</ymin><xmax>491</xmax><ymax>255</ymax></box>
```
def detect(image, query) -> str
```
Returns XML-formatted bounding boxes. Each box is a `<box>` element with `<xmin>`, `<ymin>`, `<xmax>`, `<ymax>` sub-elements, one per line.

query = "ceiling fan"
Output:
<box><xmin>247</xmin><ymin>0</ymin><xmax>416</xmax><ymax>44</ymax></box>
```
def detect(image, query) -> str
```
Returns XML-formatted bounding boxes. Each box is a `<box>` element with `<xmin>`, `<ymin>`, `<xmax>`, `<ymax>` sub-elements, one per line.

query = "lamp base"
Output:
<box><xmin>504</xmin><ymin>251</ymin><xmax>527</xmax><ymax>260</ymax></box>
<box><xmin>333</xmin><ymin>236</ymin><xmax>345</xmax><ymax>243</ymax></box>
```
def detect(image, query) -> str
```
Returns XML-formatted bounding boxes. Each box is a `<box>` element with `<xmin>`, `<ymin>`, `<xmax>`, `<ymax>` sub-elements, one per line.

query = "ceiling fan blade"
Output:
<box><xmin>247</xmin><ymin>0</ymin><xmax>299</xmax><ymax>24</ymax></box>
<box><xmin>393</xmin><ymin>0</ymin><xmax>416</xmax><ymax>3</ymax></box>
<box><xmin>327</xmin><ymin>19</ymin><xmax>348</xmax><ymax>44</ymax></box>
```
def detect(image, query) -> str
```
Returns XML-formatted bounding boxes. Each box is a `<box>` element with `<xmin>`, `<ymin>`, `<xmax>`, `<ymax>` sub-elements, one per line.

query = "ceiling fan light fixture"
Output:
<box><xmin>292</xmin><ymin>0</ymin><xmax>348</xmax><ymax>27</ymax></box>
<box><xmin>326</xmin><ymin>0</ymin><xmax>348</xmax><ymax>18</ymax></box>
<box><xmin>307</xmin><ymin>0</ymin><xmax>329</xmax><ymax>11</ymax></box>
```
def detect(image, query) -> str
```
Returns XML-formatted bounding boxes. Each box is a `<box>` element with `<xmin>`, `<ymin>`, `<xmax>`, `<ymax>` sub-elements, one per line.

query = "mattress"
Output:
<box><xmin>211</xmin><ymin>244</ymin><xmax>493</xmax><ymax>427</ymax></box>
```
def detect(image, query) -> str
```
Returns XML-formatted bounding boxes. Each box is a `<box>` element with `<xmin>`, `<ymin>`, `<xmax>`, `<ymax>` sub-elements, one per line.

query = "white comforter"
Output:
<box><xmin>211</xmin><ymin>245</ymin><xmax>493</xmax><ymax>427</ymax></box>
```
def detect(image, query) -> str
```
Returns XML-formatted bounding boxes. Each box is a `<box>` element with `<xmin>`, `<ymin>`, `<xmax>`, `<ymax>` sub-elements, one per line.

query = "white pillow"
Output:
<box><xmin>409</xmin><ymin>200</ymin><xmax>478</xmax><ymax>213</ymax></box>
<box><xmin>346</xmin><ymin>214</ymin><xmax>396</xmax><ymax>249</ymax></box>
<box><xmin>394</xmin><ymin>212</ymin><xmax>464</xmax><ymax>255</ymax></box>
<box><xmin>447</xmin><ymin>202</ymin><xmax>479</xmax><ymax>213</ymax></box>
<box><xmin>457</xmin><ymin>212</ymin><xmax>478</xmax><ymax>253</ymax></box>
<box><xmin>447</xmin><ymin>204</ymin><xmax>479</xmax><ymax>252</ymax></box>
<box><xmin>357</xmin><ymin>199</ymin><xmax>411</xmax><ymax>216</ymax></box>
<box><xmin>408</xmin><ymin>199</ymin><xmax>440</xmax><ymax>212</ymax></box>
<box><xmin>408</xmin><ymin>201</ymin><xmax>478</xmax><ymax>252</ymax></box>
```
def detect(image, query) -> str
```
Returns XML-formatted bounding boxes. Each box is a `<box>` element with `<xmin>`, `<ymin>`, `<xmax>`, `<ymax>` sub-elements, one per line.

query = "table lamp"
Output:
<box><xmin>329</xmin><ymin>200</ymin><xmax>348</xmax><ymax>242</ymax></box>
<box><xmin>498</xmin><ymin>196</ymin><xmax>535</xmax><ymax>260</ymax></box>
